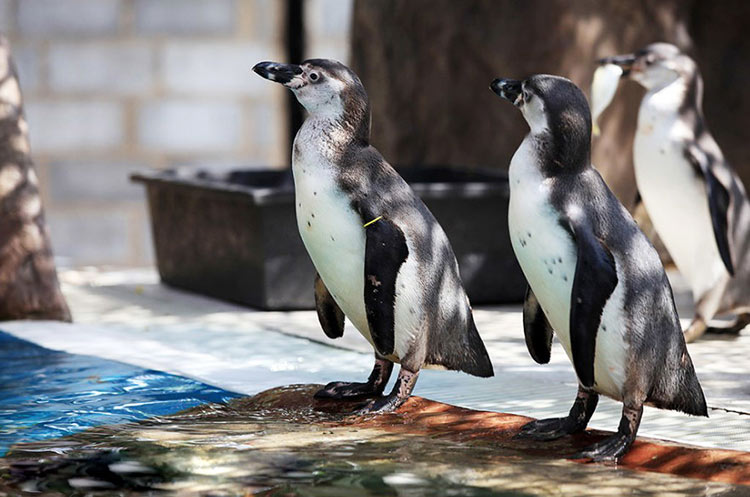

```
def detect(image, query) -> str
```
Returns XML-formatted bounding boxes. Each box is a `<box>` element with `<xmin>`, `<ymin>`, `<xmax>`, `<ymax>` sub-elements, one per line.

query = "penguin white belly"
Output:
<box><xmin>634</xmin><ymin>103</ymin><xmax>727</xmax><ymax>302</ymax></box>
<box><xmin>293</xmin><ymin>154</ymin><xmax>424</xmax><ymax>363</ymax></box>
<box><xmin>508</xmin><ymin>141</ymin><xmax>628</xmax><ymax>399</ymax></box>
<box><xmin>293</xmin><ymin>157</ymin><xmax>372</xmax><ymax>344</ymax></box>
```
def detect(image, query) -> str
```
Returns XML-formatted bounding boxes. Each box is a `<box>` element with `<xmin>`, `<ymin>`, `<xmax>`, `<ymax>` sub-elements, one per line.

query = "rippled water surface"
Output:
<box><xmin>2</xmin><ymin>385</ymin><xmax>747</xmax><ymax>496</ymax></box>
<box><xmin>1</xmin><ymin>332</ymin><xmax>747</xmax><ymax>496</ymax></box>
<box><xmin>0</xmin><ymin>331</ymin><xmax>238</xmax><ymax>455</ymax></box>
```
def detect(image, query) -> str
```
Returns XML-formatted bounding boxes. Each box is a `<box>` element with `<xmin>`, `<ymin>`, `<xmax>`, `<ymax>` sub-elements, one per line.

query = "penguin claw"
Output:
<box><xmin>314</xmin><ymin>381</ymin><xmax>380</xmax><ymax>400</ymax></box>
<box><xmin>352</xmin><ymin>393</ymin><xmax>406</xmax><ymax>415</ymax></box>
<box><xmin>514</xmin><ymin>417</ymin><xmax>579</xmax><ymax>441</ymax></box>
<box><xmin>569</xmin><ymin>433</ymin><xmax>633</xmax><ymax>463</ymax></box>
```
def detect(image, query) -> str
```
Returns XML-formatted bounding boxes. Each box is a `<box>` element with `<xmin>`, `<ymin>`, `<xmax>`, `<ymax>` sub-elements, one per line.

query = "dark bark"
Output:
<box><xmin>350</xmin><ymin>0</ymin><xmax>749</xmax><ymax>208</ymax></box>
<box><xmin>0</xmin><ymin>37</ymin><xmax>71</xmax><ymax>322</ymax></box>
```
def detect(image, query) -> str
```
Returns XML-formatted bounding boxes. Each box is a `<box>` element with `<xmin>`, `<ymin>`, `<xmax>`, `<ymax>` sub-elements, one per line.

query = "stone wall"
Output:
<box><xmin>1</xmin><ymin>0</ymin><xmax>352</xmax><ymax>266</ymax></box>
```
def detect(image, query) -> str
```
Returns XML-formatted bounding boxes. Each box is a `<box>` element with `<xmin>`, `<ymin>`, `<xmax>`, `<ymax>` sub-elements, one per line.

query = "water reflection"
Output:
<box><xmin>1</xmin><ymin>386</ymin><xmax>745</xmax><ymax>496</ymax></box>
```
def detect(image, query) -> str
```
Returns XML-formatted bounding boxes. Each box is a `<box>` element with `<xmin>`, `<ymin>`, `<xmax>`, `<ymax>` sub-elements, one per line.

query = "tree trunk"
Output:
<box><xmin>350</xmin><ymin>0</ymin><xmax>749</xmax><ymax>208</ymax></box>
<box><xmin>0</xmin><ymin>37</ymin><xmax>71</xmax><ymax>322</ymax></box>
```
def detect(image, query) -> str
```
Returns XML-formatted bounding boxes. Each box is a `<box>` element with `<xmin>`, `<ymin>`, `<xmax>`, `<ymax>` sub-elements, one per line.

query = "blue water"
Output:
<box><xmin>0</xmin><ymin>330</ymin><xmax>240</xmax><ymax>456</ymax></box>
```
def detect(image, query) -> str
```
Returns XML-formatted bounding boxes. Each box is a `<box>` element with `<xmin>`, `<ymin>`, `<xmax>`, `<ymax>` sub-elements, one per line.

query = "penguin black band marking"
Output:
<box><xmin>364</xmin><ymin>218</ymin><xmax>409</xmax><ymax>357</ymax></box>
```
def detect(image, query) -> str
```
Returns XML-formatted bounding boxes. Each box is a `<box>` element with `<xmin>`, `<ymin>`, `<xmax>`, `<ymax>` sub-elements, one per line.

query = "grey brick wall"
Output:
<box><xmin>2</xmin><ymin>0</ymin><xmax>351</xmax><ymax>267</ymax></box>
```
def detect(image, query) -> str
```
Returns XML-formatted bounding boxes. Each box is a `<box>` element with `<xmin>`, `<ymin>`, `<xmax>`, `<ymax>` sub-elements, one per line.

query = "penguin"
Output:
<box><xmin>599</xmin><ymin>43</ymin><xmax>750</xmax><ymax>342</ymax></box>
<box><xmin>253</xmin><ymin>59</ymin><xmax>493</xmax><ymax>413</ymax></box>
<box><xmin>490</xmin><ymin>74</ymin><xmax>707</xmax><ymax>462</ymax></box>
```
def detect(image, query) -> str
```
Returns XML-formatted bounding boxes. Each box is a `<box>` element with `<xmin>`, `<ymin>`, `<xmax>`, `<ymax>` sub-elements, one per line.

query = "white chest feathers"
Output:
<box><xmin>634</xmin><ymin>84</ymin><xmax>727</xmax><ymax>302</ymax></box>
<box><xmin>293</xmin><ymin>137</ymin><xmax>370</xmax><ymax>341</ymax></box>
<box><xmin>292</xmin><ymin>129</ymin><xmax>426</xmax><ymax>363</ymax></box>
<box><xmin>507</xmin><ymin>137</ymin><xmax>628</xmax><ymax>399</ymax></box>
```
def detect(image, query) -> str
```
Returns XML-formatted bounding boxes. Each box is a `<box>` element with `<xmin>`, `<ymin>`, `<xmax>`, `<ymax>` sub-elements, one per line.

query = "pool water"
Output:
<box><xmin>1</xmin><ymin>331</ymin><xmax>746</xmax><ymax>496</ymax></box>
<box><xmin>1</xmin><ymin>385</ymin><xmax>745</xmax><ymax>496</ymax></box>
<box><xmin>0</xmin><ymin>330</ymin><xmax>239</xmax><ymax>456</ymax></box>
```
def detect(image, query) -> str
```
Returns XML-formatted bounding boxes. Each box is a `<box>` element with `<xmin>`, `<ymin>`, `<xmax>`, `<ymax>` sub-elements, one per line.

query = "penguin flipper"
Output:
<box><xmin>523</xmin><ymin>286</ymin><xmax>554</xmax><ymax>364</ymax></box>
<box><xmin>314</xmin><ymin>273</ymin><xmax>345</xmax><ymax>339</ymax></box>
<box><xmin>568</xmin><ymin>216</ymin><xmax>618</xmax><ymax>388</ymax></box>
<box><xmin>364</xmin><ymin>217</ymin><xmax>409</xmax><ymax>357</ymax></box>
<box><xmin>684</xmin><ymin>143</ymin><xmax>734</xmax><ymax>275</ymax></box>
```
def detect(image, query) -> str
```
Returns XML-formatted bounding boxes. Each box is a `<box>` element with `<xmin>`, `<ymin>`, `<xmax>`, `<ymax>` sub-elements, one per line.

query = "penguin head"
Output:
<box><xmin>491</xmin><ymin>75</ymin><xmax>591</xmax><ymax>168</ymax></box>
<box><xmin>253</xmin><ymin>58</ymin><xmax>368</xmax><ymax>118</ymax></box>
<box><xmin>491</xmin><ymin>75</ymin><xmax>591</xmax><ymax>137</ymax></box>
<box><xmin>600</xmin><ymin>43</ymin><xmax>696</xmax><ymax>90</ymax></box>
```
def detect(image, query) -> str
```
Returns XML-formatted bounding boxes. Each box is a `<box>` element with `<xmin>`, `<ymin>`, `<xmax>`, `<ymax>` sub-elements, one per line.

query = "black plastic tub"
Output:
<box><xmin>131</xmin><ymin>167</ymin><xmax>526</xmax><ymax>310</ymax></box>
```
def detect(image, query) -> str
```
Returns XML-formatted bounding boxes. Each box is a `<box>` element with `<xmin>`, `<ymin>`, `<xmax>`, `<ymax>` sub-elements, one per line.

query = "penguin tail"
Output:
<box><xmin>673</xmin><ymin>367</ymin><xmax>709</xmax><ymax>417</ymax></box>
<box><xmin>655</xmin><ymin>352</ymin><xmax>708</xmax><ymax>417</ymax></box>
<box><xmin>425</xmin><ymin>309</ymin><xmax>494</xmax><ymax>377</ymax></box>
<box><xmin>457</xmin><ymin>312</ymin><xmax>495</xmax><ymax>378</ymax></box>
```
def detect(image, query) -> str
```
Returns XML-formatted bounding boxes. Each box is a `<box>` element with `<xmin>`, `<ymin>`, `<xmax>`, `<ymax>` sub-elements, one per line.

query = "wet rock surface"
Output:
<box><xmin>1</xmin><ymin>384</ymin><xmax>748</xmax><ymax>496</ymax></box>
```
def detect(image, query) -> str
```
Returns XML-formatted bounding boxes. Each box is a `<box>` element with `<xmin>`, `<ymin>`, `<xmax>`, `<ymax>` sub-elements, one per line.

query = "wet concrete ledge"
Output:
<box><xmin>256</xmin><ymin>384</ymin><xmax>750</xmax><ymax>486</ymax></box>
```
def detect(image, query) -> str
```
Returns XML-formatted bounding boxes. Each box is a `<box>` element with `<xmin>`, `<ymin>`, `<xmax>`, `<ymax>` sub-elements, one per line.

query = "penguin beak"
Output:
<box><xmin>597</xmin><ymin>54</ymin><xmax>636</xmax><ymax>75</ymax></box>
<box><xmin>252</xmin><ymin>61</ymin><xmax>303</xmax><ymax>87</ymax></box>
<box><xmin>490</xmin><ymin>78</ymin><xmax>523</xmax><ymax>107</ymax></box>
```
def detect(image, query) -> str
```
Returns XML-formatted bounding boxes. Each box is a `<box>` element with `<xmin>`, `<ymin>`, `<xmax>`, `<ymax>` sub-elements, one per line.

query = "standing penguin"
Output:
<box><xmin>253</xmin><ymin>59</ymin><xmax>493</xmax><ymax>413</ymax></box>
<box><xmin>490</xmin><ymin>74</ymin><xmax>707</xmax><ymax>462</ymax></box>
<box><xmin>599</xmin><ymin>43</ymin><xmax>750</xmax><ymax>342</ymax></box>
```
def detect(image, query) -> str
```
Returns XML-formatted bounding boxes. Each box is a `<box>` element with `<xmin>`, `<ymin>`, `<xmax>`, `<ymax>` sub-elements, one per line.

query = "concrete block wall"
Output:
<box><xmin>306</xmin><ymin>0</ymin><xmax>353</xmax><ymax>63</ymax></box>
<box><xmin>1</xmin><ymin>0</ymin><xmax>303</xmax><ymax>267</ymax></box>
<box><xmin>2</xmin><ymin>0</ymin><xmax>352</xmax><ymax>267</ymax></box>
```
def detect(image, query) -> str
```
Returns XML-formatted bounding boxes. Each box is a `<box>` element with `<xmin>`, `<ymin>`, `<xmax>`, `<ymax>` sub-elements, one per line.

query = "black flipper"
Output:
<box><xmin>364</xmin><ymin>217</ymin><xmax>409</xmax><ymax>357</ymax></box>
<box><xmin>684</xmin><ymin>144</ymin><xmax>734</xmax><ymax>275</ymax></box>
<box><xmin>567</xmin><ymin>215</ymin><xmax>618</xmax><ymax>388</ymax></box>
<box><xmin>314</xmin><ymin>273</ymin><xmax>344</xmax><ymax>339</ymax></box>
<box><xmin>523</xmin><ymin>286</ymin><xmax>554</xmax><ymax>364</ymax></box>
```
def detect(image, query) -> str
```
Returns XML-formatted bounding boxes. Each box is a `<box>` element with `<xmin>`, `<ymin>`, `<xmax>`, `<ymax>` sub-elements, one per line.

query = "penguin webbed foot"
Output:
<box><xmin>684</xmin><ymin>315</ymin><xmax>749</xmax><ymax>343</ymax></box>
<box><xmin>352</xmin><ymin>367</ymin><xmax>419</xmax><ymax>416</ymax></box>
<box><xmin>706</xmin><ymin>314</ymin><xmax>750</xmax><ymax>336</ymax></box>
<box><xmin>314</xmin><ymin>381</ymin><xmax>382</xmax><ymax>400</ymax></box>
<box><xmin>569</xmin><ymin>432</ymin><xmax>634</xmax><ymax>463</ymax></box>
<box><xmin>315</xmin><ymin>357</ymin><xmax>394</xmax><ymax>400</ymax></box>
<box><xmin>570</xmin><ymin>403</ymin><xmax>642</xmax><ymax>463</ymax></box>
<box><xmin>515</xmin><ymin>416</ymin><xmax>584</xmax><ymax>441</ymax></box>
<box><xmin>516</xmin><ymin>387</ymin><xmax>598</xmax><ymax>441</ymax></box>
<box><xmin>353</xmin><ymin>391</ymin><xmax>406</xmax><ymax>414</ymax></box>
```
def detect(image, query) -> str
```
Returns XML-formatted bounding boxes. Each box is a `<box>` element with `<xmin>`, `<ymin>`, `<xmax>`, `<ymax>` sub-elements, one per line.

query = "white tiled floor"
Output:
<box><xmin>3</xmin><ymin>268</ymin><xmax>748</xmax><ymax>451</ymax></box>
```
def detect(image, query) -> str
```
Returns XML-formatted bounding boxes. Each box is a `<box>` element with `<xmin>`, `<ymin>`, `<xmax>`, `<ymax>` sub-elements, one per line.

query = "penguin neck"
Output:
<box><xmin>531</xmin><ymin>130</ymin><xmax>590</xmax><ymax>176</ymax></box>
<box><xmin>642</xmin><ymin>72</ymin><xmax>703</xmax><ymax>120</ymax></box>
<box><xmin>298</xmin><ymin>105</ymin><xmax>371</xmax><ymax>162</ymax></box>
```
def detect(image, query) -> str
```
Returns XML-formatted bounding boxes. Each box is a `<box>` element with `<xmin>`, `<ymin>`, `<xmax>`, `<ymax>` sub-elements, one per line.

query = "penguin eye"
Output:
<box><xmin>309</xmin><ymin>72</ymin><xmax>319</xmax><ymax>82</ymax></box>
<box><xmin>523</xmin><ymin>90</ymin><xmax>532</xmax><ymax>103</ymax></box>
